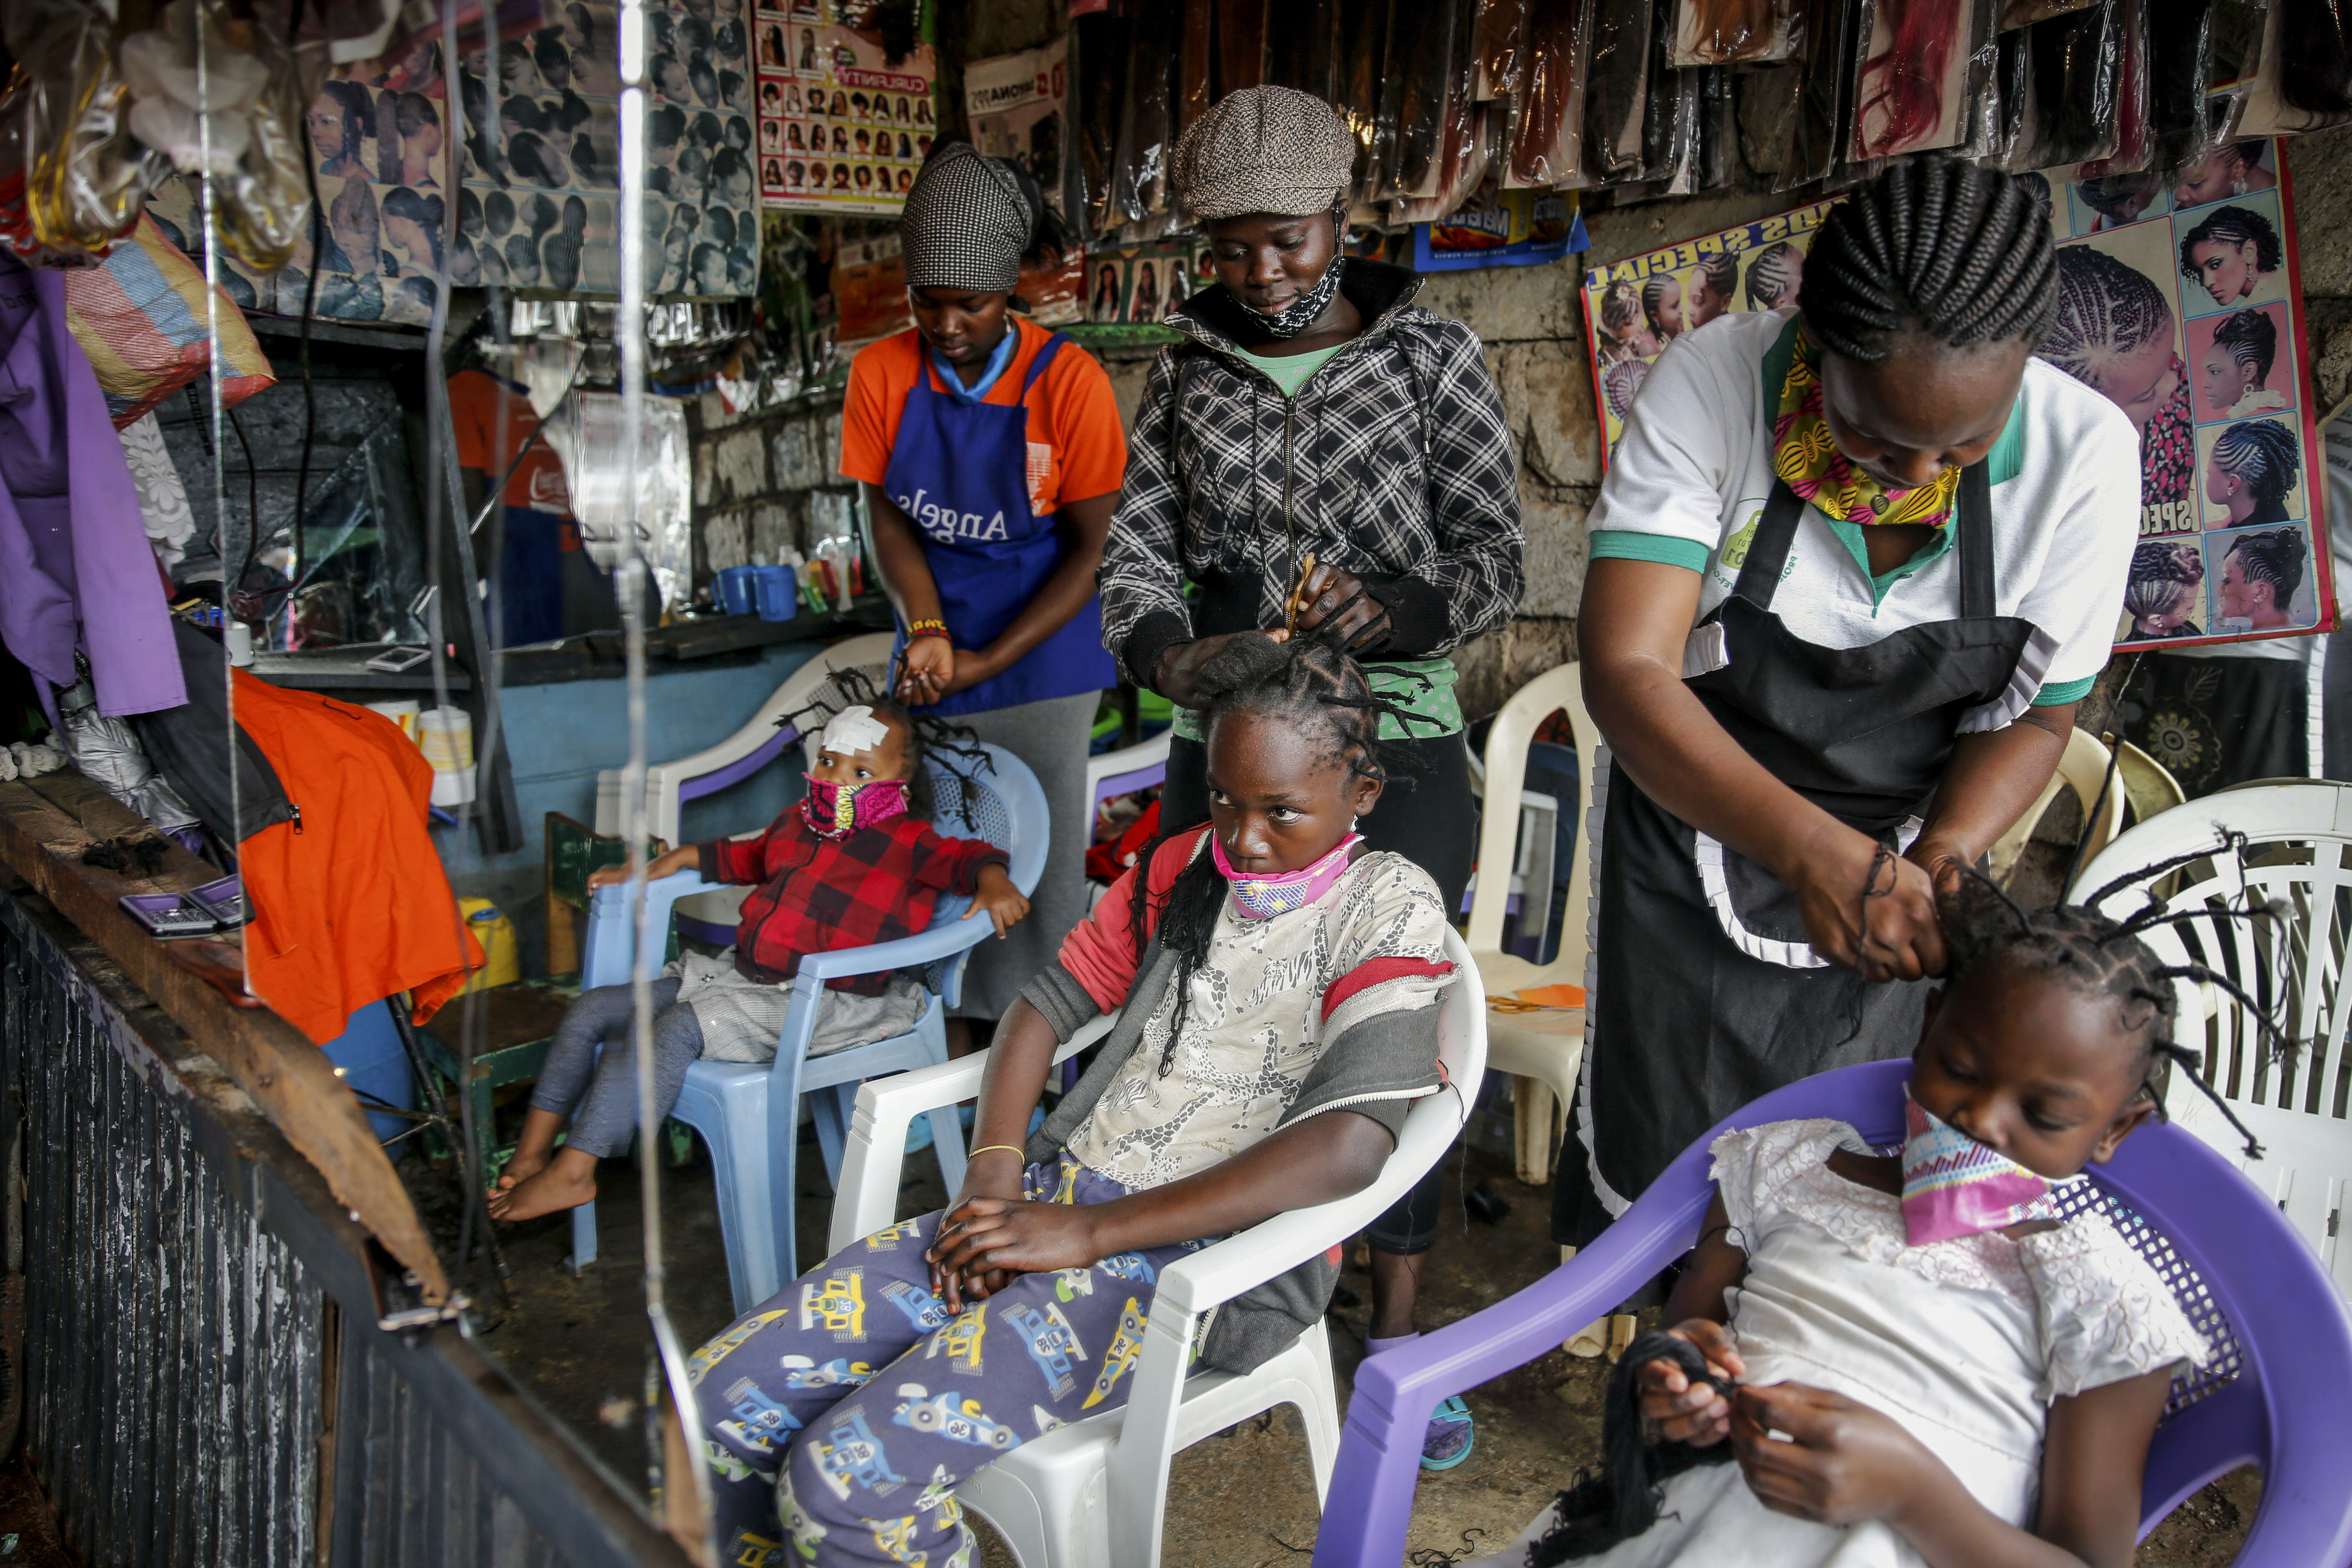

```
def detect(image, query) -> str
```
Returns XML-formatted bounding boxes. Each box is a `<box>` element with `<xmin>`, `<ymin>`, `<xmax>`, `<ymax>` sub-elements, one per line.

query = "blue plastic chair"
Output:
<box><xmin>1311</xmin><ymin>1059</ymin><xmax>2352</xmax><ymax>1568</ymax></box>
<box><xmin>571</xmin><ymin>743</ymin><xmax>1048</xmax><ymax>1312</ymax></box>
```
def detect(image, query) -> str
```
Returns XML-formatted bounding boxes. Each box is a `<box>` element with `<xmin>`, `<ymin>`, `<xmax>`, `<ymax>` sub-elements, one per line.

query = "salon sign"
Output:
<box><xmin>1579</xmin><ymin>140</ymin><xmax>2333</xmax><ymax>655</ymax></box>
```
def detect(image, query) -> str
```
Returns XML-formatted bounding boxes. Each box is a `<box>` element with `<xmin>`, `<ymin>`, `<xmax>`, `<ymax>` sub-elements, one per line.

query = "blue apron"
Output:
<box><xmin>880</xmin><ymin>331</ymin><xmax>1118</xmax><ymax>719</ymax></box>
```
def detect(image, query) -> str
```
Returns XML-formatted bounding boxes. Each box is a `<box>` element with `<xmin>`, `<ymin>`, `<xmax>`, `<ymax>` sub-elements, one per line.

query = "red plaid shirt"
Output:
<box><xmin>696</xmin><ymin>809</ymin><xmax>1010</xmax><ymax>993</ymax></box>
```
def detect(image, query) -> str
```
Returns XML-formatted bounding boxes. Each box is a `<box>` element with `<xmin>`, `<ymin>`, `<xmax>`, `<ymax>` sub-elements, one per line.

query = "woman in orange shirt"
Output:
<box><xmin>838</xmin><ymin>138</ymin><xmax>1126</xmax><ymax>1030</ymax></box>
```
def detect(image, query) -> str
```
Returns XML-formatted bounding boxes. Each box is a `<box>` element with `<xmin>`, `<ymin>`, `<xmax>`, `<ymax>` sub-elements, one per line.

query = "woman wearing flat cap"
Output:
<box><xmin>1101</xmin><ymin>84</ymin><xmax>1525</xmax><ymax>1471</ymax></box>
<box><xmin>841</xmin><ymin>138</ymin><xmax>1126</xmax><ymax>1032</ymax></box>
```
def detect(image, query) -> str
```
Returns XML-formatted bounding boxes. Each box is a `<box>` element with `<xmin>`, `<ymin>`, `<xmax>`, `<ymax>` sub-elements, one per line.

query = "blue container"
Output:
<box><xmin>321</xmin><ymin>999</ymin><xmax>416</xmax><ymax>1144</ymax></box>
<box><xmin>752</xmin><ymin>564</ymin><xmax>799</xmax><ymax>622</ymax></box>
<box><xmin>713</xmin><ymin>565</ymin><xmax>758</xmax><ymax>617</ymax></box>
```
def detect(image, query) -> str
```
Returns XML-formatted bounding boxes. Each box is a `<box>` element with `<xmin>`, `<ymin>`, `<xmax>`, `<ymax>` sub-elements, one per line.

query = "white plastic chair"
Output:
<box><xmin>1086</xmin><ymin>732</ymin><xmax>1171</xmax><ymax>817</ymax></box>
<box><xmin>1465</xmin><ymin>662</ymin><xmax>1598</xmax><ymax>1187</ymax></box>
<box><xmin>2073</xmin><ymin>782</ymin><xmax>2352</xmax><ymax>1303</ymax></box>
<box><xmin>827</xmin><ymin>929</ymin><xmax>1489</xmax><ymax>1568</ymax></box>
<box><xmin>572</xmin><ymin>744</ymin><xmax>1049</xmax><ymax>1309</ymax></box>
<box><xmin>1985</xmin><ymin>724</ymin><xmax>2129</xmax><ymax>883</ymax></box>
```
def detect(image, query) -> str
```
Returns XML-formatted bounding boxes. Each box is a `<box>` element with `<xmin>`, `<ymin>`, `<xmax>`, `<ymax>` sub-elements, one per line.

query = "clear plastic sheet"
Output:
<box><xmin>1335</xmin><ymin>0</ymin><xmax>1395</xmax><ymax>201</ymax></box>
<box><xmin>1179</xmin><ymin>0</ymin><xmax>1216</xmax><ymax>145</ymax></box>
<box><xmin>1733</xmin><ymin>59</ymin><xmax>1805</xmax><ymax>185</ymax></box>
<box><xmin>1217</xmin><ymin>0</ymin><xmax>1269</xmax><ymax>94</ymax></box>
<box><xmin>1</xmin><ymin>0</ymin><xmax>171</xmax><ymax>257</ymax></box>
<box><xmin>1850</xmin><ymin>0</ymin><xmax>1992</xmax><ymax>161</ymax></box>
<box><xmin>1111</xmin><ymin>3</ymin><xmax>1180</xmax><ymax>225</ymax></box>
<box><xmin>2280</xmin><ymin>0</ymin><xmax>2352</xmax><ymax>121</ymax></box>
<box><xmin>1069</xmin><ymin>6</ymin><xmax>1129</xmax><ymax>238</ymax></box>
<box><xmin>1265</xmin><ymin>0</ymin><xmax>1341</xmax><ymax>102</ymax></box>
<box><xmin>1638</xmin><ymin>0</ymin><xmax>1700</xmax><ymax>187</ymax></box>
<box><xmin>1672</xmin><ymin>0</ymin><xmax>1797</xmax><ymax>67</ymax></box>
<box><xmin>1996</xmin><ymin>0</ymin><xmax>2094</xmax><ymax>29</ymax></box>
<box><xmin>2074</xmin><ymin>0</ymin><xmax>2151</xmax><ymax>178</ymax></box>
<box><xmin>1996</xmin><ymin>0</ymin><xmax>2122</xmax><ymax>172</ymax></box>
<box><xmin>1786</xmin><ymin>0</ymin><xmax>1856</xmax><ymax>186</ymax></box>
<box><xmin>1475</xmin><ymin>0</ymin><xmax>1533</xmax><ymax>99</ymax></box>
<box><xmin>1505</xmin><ymin>0</ymin><xmax>1591</xmax><ymax>187</ymax></box>
<box><xmin>1582</xmin><ymin>0</ymin><xmax>1654</xmax><ymax>181</ymax></box>
<box><xmin>1384</xmin><ymin>0</ymin><xmax>1478</xmax><ymax>199</ymax></box>
<box><xmin>1695</xmin><ymin>64</ymin><xmax>1741</xmax><ymax>189</ymax></box>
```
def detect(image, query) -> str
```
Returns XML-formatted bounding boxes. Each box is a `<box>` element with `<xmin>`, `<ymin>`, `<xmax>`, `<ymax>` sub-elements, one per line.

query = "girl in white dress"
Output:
<box><xmin>1473</xmin><ymin>873</ymin><xmax>2280</xmax><ymax>1568</ymax></box>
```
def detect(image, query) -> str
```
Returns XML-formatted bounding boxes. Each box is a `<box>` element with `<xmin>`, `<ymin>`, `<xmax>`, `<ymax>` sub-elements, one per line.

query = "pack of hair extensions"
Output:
<box><xmin>1637</xmin><ymin>0</ymin><xmax>1701</xmax><ymax>190</ymax></box>
<box><xmin>1334</xmin><ymin>0</ymin><xmax>1396</xmax><ymax>200</ymax></box>
<box><xmin>1475</xmin><ymin>0</ymin><xmax>1532</xmax><ymax>100</ymax></box>
<box><xmin>1995</xmin><ymin>0</ymin><xmax>2093</xmax><ymax>27</ymax></box>
<box><xmin>1695</xmin><ymin>65</ymin><xmax>1744</xmax><ymax>190</ymax></box>
<box><xmin>1581</xmin><ymin>0</ymin><xmax>1654</xmax><ymax>181</ymax></box>
<box><xmin>2073</xmin><ymin>0</ymin><xmax>2153</xmax><ymax>179</ymax></box>
<box><xmin>2144</xmin><ymin>0</ymin><xmax>2214</xmax><ymax>170</ymax></box>
<box><xmin>1670</xmin><ymin>0</ymin><xmax>1799</xmax><ymax>66</ymax></box>
<box><xmin>1505</xmin><ymin>0</ymin><xmax>1591</xmax><ymax>187</ymax></box>
<box><xmin>1216</xmin><ymin>0</ymin><xmax>1269</xmax><ymax>94</ymax></box>
<box><xmin>1996</xmin><ymin>0</ymin><xmax>2124</xmax><ymax>172</ymax></box>
<box><xmin>1263</xmin><ymin>0</ymin><xmax>1341</xmax><ymax>101</ymax></box>
<box><xmin>1379</xmin><ymin>0</ymin><xmax>1474</xmax><ymax>199</ymax></box>
<box><xmin>1068</xmin><ymin>5</ymin><xmax>1128</xmax><ymax>240</ymax></box>
<box><xmin>1847</xmin><ymin>0</ymin><xmax>1995</xmax><ymax>161</ymax></box>
<box><xmin>1784</xmin><ymin>0</ymin><xmax>1856</xmax><ymax>186</ymax></box>
<box><xmin>1110</xmin><ymin>0</ymin><xmax>1181</xmax><ymax>224</ymax></box>
<box><xmin>2231</xmin><ymin>0</ymin><xmax>2352</xmax><ymax>138</ymax></box>
<box><xmin>1179</xmin><ymin>0</ymin><xmax>1216</xmax><ymax>146</ymax></box>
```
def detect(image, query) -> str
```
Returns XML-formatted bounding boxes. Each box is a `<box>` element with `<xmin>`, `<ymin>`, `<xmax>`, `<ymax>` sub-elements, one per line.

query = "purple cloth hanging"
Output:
<box><xmin>0</xmin><ymin>252</ymin><xmax>186</xmax><ymax>718</ymax></box>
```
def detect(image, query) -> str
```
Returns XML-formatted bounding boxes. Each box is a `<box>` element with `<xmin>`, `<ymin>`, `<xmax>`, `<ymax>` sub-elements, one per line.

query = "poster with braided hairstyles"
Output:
<box><xmin>1579</xmin><ymin>138</ymin><xmax>2331</xmax><ymax>656</ymax></box>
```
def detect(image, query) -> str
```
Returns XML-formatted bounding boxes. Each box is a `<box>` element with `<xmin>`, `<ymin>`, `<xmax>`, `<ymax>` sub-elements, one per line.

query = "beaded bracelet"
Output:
<box><xmin>906</xmin><ymin>617</ymin><xmax>950</xmax><ymax>641</ymax></box>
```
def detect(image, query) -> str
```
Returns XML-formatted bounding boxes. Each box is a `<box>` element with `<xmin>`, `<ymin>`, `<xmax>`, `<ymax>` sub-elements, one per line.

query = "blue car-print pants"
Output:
<box><xmin>690</xmin><ymin>1156</ymin><xmax>1203</xmax><ymax>1567</ymax></box>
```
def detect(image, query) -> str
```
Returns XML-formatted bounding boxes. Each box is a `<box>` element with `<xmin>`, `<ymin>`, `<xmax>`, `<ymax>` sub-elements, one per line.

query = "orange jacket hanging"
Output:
<box><xmin>230</xmin><ymin>670</ymin><xmax>482</xmax><ymax>1044</ymax></box>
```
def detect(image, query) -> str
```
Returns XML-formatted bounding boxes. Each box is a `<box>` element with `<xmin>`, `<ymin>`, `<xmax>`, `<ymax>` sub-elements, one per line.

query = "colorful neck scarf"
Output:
<box><xmin>1211</xmin><ymin>831</ymin><xmax>1360</xmax><ymax>918</ymax></box>
<box><xmin>1898</xmin><ymin>1094</ymin><xmax>2062</xmax><ymax>1246</ymax></box>
<box><xmin>801</xmin><ymin>774</ymin><xmax>910</xmax><ymax>840</ymax></box>
<box><xmin>1772</xmin><ymin>329</ymin><xmax>1963</xmax><ymax>530</ymax></box>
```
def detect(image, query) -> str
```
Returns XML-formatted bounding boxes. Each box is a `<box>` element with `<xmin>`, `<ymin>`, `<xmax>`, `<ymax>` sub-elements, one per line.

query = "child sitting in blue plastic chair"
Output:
<box><xmin>1465</xmin><ymin>873</ymin><xmax>2291</xmax><ymax>1568</ymax></box>
<box><xmin>490</xmin><ymin>680</ymin><xmax>1029</xmax><ymax>1222</ymax></box>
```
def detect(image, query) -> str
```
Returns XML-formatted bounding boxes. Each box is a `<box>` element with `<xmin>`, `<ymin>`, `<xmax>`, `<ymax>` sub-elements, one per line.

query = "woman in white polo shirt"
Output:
<box><xmin>1557</xmin><ymin>157</ymin><xmax>2141</xmax><ymax>1258</ymax></box>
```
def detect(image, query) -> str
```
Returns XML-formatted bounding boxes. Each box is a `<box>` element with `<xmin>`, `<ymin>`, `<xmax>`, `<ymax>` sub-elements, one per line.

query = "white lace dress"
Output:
<box><xmin>1468</xmin><ymin>1119</ymin><xmax>2211</xmax><ymax>1568</ymax></box>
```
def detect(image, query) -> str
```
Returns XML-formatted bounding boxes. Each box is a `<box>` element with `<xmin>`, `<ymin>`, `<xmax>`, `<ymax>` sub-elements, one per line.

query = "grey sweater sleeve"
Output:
<box><xmin>1017</xmin><ymin>961</ymin><xmax>1104</xmax><ymax>1044</ymax></box>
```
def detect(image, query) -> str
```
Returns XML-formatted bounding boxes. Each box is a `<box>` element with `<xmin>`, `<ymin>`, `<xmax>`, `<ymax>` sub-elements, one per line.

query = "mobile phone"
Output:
<box><xmin>119</xmin><ymin>893</ymin><xmax>222</xmax><ymax>937</ymax></box>
<box><xmin>364</xmin><ymin>646</ymin><xmax>433</xmax><ymax>673</ymax></box>
<box><xmin>189</xmin><ymin>876</ymin><xmax>252</xmax><ymax>927</ymax></box>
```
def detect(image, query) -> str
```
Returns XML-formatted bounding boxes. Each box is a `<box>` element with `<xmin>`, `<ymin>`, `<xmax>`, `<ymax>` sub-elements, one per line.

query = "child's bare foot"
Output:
<box><xmin>486</xmin><ymin>1153</ymin><xmax>597</xmax><ymax>1220</ymax></box>
<box><xmin>494</xmin><ymin>1149</ymin><xmax>550</xmax><ymax>1195</ymax></box>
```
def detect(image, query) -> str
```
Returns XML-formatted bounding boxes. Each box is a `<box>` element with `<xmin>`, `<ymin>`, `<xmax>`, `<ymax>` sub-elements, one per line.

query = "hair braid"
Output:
<box><xmin>2211</xmin><ymin>421</ymin><xmax>2302</xmax><ymax>506</ymax></box>
<box><xmin>1804</xmin><ymin>156</ymin><xmax>2059</xmax><ymax>364</ymax></box>
<box><xmin>776</xmin><ymin>665</ymin><xmax>992</xmax><ymax>827</ymax></box>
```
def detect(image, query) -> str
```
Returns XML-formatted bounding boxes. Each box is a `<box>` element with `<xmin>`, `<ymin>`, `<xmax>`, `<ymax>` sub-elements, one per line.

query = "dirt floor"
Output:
<box><xmin>407</xmin><ymin>1105</ymin><xmax>2261</xmax><ymax>1566</ymax></box>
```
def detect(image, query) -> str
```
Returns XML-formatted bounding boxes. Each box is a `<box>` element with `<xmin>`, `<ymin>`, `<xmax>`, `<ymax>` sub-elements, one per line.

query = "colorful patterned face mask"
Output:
<box><xmin>1772</xmin><ymin>328</ymin><xmax>1964</xmax><ymax>530</ymax></box>
<box><xmin>1899</xmin><ymin>1093</ymin><xmax>2062</xmax><ymax>1246</ymax></box>
<box><xmin>800</xmin><ymin>774</ymin><xmax>910</xmax><ymax>840</ymax></box>
<box><xmin>1210</xmin><ymin>831</ymin><xmax>1360</xmax><ymax>918</ymax></box>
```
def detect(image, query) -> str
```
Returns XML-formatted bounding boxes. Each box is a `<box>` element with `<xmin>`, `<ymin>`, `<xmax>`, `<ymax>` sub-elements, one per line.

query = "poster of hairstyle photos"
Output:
<box><xmin>459</xmin><ymin>0</ymin><xmax>759</xmax><ymax>297</ymax></box>
<box><xmin>1578</xmin><ymin>139</ymin><xmax>2330</xmax><ymax>655</ymax></box>
<box><xmin>755</xmin><ymin>0</ymin><xmax>938</xmax><ymax>214</ymax></box>
<box><xmin>2046</xmin><ymin>138</ymin><xmax>2328</xmax><ymax>652</ymax></box>
<box><xmin>145</xmin><ymin>41</ymin><xmax>454</xmax><ymax>324</ymax></box>
<box><xmin>1579</xmin><ymin>200</ymin><xmax>1833</xmax><ymax>460</ymax></box>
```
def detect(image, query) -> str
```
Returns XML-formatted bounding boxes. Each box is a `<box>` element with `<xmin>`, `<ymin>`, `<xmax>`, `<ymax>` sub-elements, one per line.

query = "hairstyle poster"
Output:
<box><xmin>459</xmin><ymin>0</ymin><xmax>760</xmax><ymax>298</ymax></box>
<box><xmin>755</xmin><ymin>1</ymin><xmax>938</xmax><ymax>214</ymax></box>
<box><xmin>1581</xmin><ymin>199</ymin><xmax>1833</xmax><ymax>460</ymax></box>
<box><xmin>145</xmin><ymin>42</ymin><xmax>455</xmax><ymax>324</ymax></box>
<box><xmin>1085</xmin><ymin>242</ymin><xmax>1204</xmax><ymax>326</ymax></box>
<box><xmin>962</xmin><ymin>39</ymin><xmax>1065</xmax><ymax>211</ymax></box>
<box><xmin>2042</xmin><ymin>138</ymin><xmax>2331</xmax><ymax>652</ymax></box>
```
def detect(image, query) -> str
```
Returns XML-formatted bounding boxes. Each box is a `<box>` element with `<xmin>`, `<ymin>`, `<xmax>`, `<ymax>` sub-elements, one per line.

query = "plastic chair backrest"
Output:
<box><xmin>2113</xmin><ymin>737</ymin><xmax>2185</xmax><ymax>825</ymax></box>
<box><xmin>1986</xmin><ymin>725</ymin><xmax>2128</xmax><ymax>882</ymax></box>
<box><xmin>1087</xmin><ymin>732</ymin><xmax>1171</xmax><ymax>818</ymax></box>
<box><xmin>593</xmin><ymin>631</ymin><xmax>898</xmax><ymax>843</ymax></box>
<box><xmin>1311</xmin><ymin>1056</ymin><xmax>2352</xmax><ymax>1568</ymax></box>
<box><xmin>1466</xmin><ymin>661</ymin><xmax>1598</xmax><ymax>966</ymax></box>
<box><xmin>2072</xmin><ymin>782</ymin><xmax>2352</xmax><ymax>1302</ymax></box>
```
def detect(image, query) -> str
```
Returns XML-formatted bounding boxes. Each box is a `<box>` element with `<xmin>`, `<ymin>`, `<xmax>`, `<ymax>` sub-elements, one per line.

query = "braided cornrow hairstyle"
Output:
<box><xmin>1743</xmin><ymin>240</ymin><xmax>1801</xmax><ymax>312</ymax></box>
<box><xmin>1801</xmin><ymin>155</ymin><xmax>2059</xmax><ymax>364</ymax></box>
<box><xmin>2211</xmin><ymin>420</ymin><xmax>2302</xmax><ymax>507</ymax></box>
<box><xmin>1944</xmin><ymin>852</ymin><xmax>2301</xmax><ymax>1160</ymax></box>
<box><xmin>2178</xmin><ymin>205</ymin><xmax>2284</xmax><ymax>282</ymax></box>
<box><xmin>2041</xmin><ymin>247</ymin><xmax>2174</xmax><ymax>394</ymax></box>
<box><xmin>2210</xmin><ymin>308</ymin><xmax>2278</xmax><ymax>382</ymax></box>
<box><xmin>775</xmin><ymin>665</ymin><xmax>993</xmax><ymax>829</ymax></box>
<box><xmin>1129</xmin><ymin>635</ymin><xmax>1436</xmax><ymax>1076</ymax></box>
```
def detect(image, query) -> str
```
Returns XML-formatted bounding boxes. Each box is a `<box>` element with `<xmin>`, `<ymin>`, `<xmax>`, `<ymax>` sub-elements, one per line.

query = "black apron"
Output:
<box><xmin>1557</xmin><ymin>464</ymin><xmax>2042</xmax><ymax>1250</ymax></box>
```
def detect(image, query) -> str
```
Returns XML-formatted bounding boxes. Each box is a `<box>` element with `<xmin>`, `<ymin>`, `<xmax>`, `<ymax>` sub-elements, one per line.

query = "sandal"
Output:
<box><xmin>1421</xmin><ymin>1394</ymin><xmax>1475</xmax><ymax>1471</ymax></box>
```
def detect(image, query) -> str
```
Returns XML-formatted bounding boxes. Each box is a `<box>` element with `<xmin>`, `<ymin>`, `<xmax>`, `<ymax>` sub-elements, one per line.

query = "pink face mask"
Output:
<box><xmin>1898</xmin><ymin>1094</ymin><xmax>2063</xmax><ymax>1247</ymax></box>
<box><xmin>1211</xmin><ymin>831</ymin><xmax>1362</xmax><ymax>918</ymax></box>
<box><xmin>801</xmin><ymin>774</ymin><xmax>910</xmax><ymax>839</ymax></box>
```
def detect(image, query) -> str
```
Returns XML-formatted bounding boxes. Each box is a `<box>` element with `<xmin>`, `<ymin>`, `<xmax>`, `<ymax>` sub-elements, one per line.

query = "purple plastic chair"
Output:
<box><xmin>1311</xmin><ymin>1059</ymin><xmax>2352</xmax><ymax>1568</ymax></box>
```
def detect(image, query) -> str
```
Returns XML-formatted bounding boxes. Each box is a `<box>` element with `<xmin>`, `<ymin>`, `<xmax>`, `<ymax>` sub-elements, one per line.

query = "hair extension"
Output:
<box><xmin>1524</xmin><ymin>1333</ymin><xmax>1737</xmax><ymax>1566</ymax></box>
<box><xmin>1801</xmin><ymin>156</ymin><xmax>2059</xmax><ymax>363</ymax></box>
<box><xmin>1938</xmin><ymin>866</ymin><xmax>2295</xmax><ymax>1159</ymax></box>
<box><xmin>2039</xmin><ymin>247</ymin><xmax>2173</xmax><ymax>392</ymax></box>
<box><xmin>2210</xmin><ymin>309</ymin><xmax>2278</xmax><ymax>384</ymax></box>
<box><xmin>1125</xmin><ymin>637</ymin><xmax>1432</xmax><ymax>1076</ymax></box>
<box><xmin>1743</xmin><ymin>240</ymin><xmax>1801</xmax><ymax>311</ymax></box>
<box><xmin>2178</xmin><ymin>206</ymin><xmax>2284</xmax><ymax>282</ymax></box>
<box><xmin>774</xmin><ymin>665</ymin><xmax>991</xmax><ymax>829</ymax></box>
<box><xmin>1854</xmin><ymin>1</ymin><xmax>1964</xmax><ymax>160</ymax></box>
<box><xmin>2212</xmin><ymin>423</ymin><xmax>2303</xmax><ymax>507</ymax></box>
<box><xmin>2224</xmin><ymin>525</ymin><xmax>2307</xmax><ymax>607</ymax></box>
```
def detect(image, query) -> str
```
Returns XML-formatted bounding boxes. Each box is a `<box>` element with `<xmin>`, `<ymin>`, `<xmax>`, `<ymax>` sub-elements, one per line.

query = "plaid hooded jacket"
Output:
<box><xmin>1100</xmin><ymin>259</ymin><xmax>1525</xmax><ymax>688</ymax></box>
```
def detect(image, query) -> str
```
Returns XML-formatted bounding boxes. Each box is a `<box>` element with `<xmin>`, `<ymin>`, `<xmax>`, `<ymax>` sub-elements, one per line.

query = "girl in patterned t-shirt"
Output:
<box><xmin>688</xmin><ymin>637</ymin><xmax>1460</xmax><ymax>1568</ymax></box>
